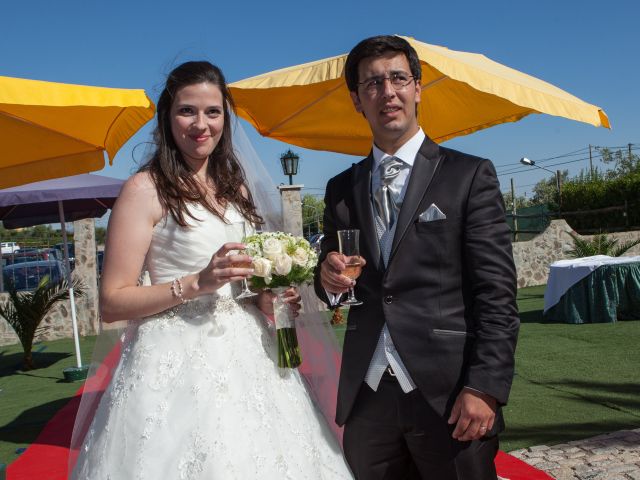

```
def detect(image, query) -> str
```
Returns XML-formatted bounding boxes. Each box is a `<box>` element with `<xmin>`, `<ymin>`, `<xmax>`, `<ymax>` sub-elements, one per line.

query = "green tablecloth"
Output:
<box><xmin>544</xmin><ymin>262</ymin><xmax>640</xmax><ymax>323</ymax></box>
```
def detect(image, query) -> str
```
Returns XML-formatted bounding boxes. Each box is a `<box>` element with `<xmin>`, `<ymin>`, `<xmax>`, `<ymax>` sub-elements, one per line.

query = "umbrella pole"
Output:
<box><xmin>58</xmin><ymin>201</ymin><xmax>83</xmax><ymax>368</ymax></box>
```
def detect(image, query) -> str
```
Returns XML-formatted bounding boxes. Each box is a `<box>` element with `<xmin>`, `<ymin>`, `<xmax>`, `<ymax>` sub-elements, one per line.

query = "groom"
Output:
<box><xmin>315</xmin><ymin>35</ymin><xmax>519</xmax><ymax>479</ymax></box>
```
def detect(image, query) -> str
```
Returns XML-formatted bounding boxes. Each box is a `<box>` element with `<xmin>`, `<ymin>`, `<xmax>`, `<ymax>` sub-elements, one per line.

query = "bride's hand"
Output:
<box><xmin>196</xmin><ymin>242</ymin><xmax>254</xmax><ymax>294</ymax></box>
<box><xmin>256</xmin><ymin>287</ymin><xmax>302</xmax><ymax>318</ymax></box>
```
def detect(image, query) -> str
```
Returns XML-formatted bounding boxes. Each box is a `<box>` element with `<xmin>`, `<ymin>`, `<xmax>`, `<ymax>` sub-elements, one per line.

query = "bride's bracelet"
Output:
<box><xmin>170</xmin><ymin>278</ymin><xmax>187</xmax><ymax>304</ymax></box>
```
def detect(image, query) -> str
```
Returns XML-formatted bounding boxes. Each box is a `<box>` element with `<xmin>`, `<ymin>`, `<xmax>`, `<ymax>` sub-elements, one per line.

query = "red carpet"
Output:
<box><xmin>8</xmin><ymin>342</ymin><xmax>552</xmax><ymax>480</ymax></box>
<box><xmin>495</xmin><ymin>450</ymin><xmax>554</xmax><ymax>479</ymax></box>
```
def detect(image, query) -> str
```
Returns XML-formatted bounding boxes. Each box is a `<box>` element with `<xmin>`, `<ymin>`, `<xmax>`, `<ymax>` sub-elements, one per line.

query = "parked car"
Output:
<box><xmin>15</xmin><ymin>247</ymin><xmax>40</xmax><ymax>254</ymax></box>
<box><xmin>40</xmin><ymin>248</ymin><xmax>62</xmax><ymax>261</ymax></box>
<box><xmin>309</xmin><ymin>233</ymin><xmax>324</xmax><ymax>254</ymax></box>
<box><xmin>97</xmin><ymin>250</ymin><xmax>104</xmax><ymax>277</ymax></box>
<box><xmin>53</xmin><ymin>242</ymin><xmax>75</xmax><ymax>270</ymax></box>
<box><xmin>1</xmin><ymin>242</ymin><xmax>20</xmax><ymax>255</ymax></box>
<box><xmin>2</xmin><ymin>251</ymin><xmax>49</xmax><ymax>265</ymax></box>
<box><xmin>2</xmin><ymin>259</ymin><xmax>66</xmax><ymax>291</ymax></box>
<box><xmin>54</xmin><ymin>242</ymin><xmax>75</xmax><ymax>259</ymax></box>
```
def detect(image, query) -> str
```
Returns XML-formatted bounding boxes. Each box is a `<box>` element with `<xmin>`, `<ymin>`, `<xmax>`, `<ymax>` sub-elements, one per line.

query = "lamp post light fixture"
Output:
<box><xmin>280</xmin><ymin>149</ymin><xmax>300</xmax><ymax>185</ymax></box>
<box><xmin>520</xmin><ymin>157</ymin><xmax>562</xmax><ymax>212</ymax></box>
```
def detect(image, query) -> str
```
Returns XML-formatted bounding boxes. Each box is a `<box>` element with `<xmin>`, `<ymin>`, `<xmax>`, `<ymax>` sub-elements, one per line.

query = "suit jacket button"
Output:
<box><xmin>384</xmin><ymin>295</ymin><xmax>393</xmax><ymax>304</ymax></box>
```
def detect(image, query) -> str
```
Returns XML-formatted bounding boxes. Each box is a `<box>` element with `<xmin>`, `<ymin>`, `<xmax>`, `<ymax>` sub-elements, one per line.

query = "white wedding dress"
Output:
<box><xmin>72</xmin><ymin>204</ymin><xmax>352</xmax><ymax>480</ymax></box>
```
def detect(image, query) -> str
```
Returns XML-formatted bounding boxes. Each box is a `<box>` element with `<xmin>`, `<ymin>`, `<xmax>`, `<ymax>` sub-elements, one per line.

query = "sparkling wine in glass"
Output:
<box><xmin>224</xmin><ymin>221</ymin><xmax>257</xmax><ymax>300</ymax></box>
<box><xmin>337</xmin><ymin>229</ymin><xmax>363</xmax><ymax>306</ymax></box>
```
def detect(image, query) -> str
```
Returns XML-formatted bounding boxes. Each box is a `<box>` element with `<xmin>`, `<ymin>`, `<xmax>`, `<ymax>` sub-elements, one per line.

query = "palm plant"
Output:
<box><xmin>0</xmin><ymin>275</ymin><xmax>84</xmax><ymax>370</ymax></box>
<box><xmin>567</xmin><ymin>231</ymin><xmax>640</xmax><ymax>259</ymax></box>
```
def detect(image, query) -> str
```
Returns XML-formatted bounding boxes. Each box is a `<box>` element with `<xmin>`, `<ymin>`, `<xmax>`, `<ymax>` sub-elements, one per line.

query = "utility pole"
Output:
<box><xmin>629</xmin><ymin>143</ymin><xmax>633</xmax><ymax>159</ymax></box>
<box><xmin>556</xmin><ymin>170</ymin><xmax>563</xmax><ymax>215</ymax></box>
<box><xmin>510</xmin><ymin>177</ymin><xmax>518</xmax><ymax>242</ymax></box>
<box><xmin>589</xmin><ymin>144</ymin><xmax>593</xmax><ymax>179</ymax></box>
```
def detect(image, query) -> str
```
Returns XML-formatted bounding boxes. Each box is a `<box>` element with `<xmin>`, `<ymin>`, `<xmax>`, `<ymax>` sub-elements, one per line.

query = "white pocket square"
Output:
<box><xmin>419</xmin><ymin>203</ymin><xmax>447</xmax><ymax>222</ymax></box>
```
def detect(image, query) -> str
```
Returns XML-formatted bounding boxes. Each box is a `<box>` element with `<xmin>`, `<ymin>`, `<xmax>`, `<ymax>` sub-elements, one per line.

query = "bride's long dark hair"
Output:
<box><xmin>139</xmin><ymin>61</ymin><xmax>263</xmax><ymax>227</ymax></box>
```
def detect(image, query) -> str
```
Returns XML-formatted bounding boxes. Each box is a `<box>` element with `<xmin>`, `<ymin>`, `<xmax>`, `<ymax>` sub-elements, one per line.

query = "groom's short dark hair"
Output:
<box><xmin>345</xmin><ymin>35</ymin><xmax>422</xmax><ymax>92</ymax></box>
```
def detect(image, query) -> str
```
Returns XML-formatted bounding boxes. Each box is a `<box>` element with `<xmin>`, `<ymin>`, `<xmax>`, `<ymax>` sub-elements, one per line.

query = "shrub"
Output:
<box><xmin>567</xmin><ymin>232</ymin><xmax>640</xmax><ymax>259</ymax></box>
<box><xmin>0</xmin><ymin>276</ymin><xmax>84</xmax><ymax>370</ymax></box>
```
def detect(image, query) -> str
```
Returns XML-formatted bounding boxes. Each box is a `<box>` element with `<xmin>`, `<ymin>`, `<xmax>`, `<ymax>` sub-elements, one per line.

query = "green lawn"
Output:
<box><xmin>0</xmin><ymin>336</ymin><xmax>95</xmax><ymax>465</ymax></box>
<box><xmin>1</xmin><ymin>287</ymin><xmax>639</xmax><ymax>464</ymax></box>
<box><xmin>502</xmin><ymin>285</ymin><xmax>640</xmax><ymax>451</ymax></box>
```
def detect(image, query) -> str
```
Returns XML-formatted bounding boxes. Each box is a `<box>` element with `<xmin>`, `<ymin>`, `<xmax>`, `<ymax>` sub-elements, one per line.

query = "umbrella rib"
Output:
<box><xmin>102</xmin><ymin>107</ymin><xmax>126</xmax><ymax>159</ymax></box>
<box><xmin>1</xmin><ymin>111</ymin><xmax>103</xmax><ymax>150</ymax></box>
<box><xmin>1</xmin><ymin>205</ymin><xmax>17</xmax><ymax>219</ymax></box>
<box><xmin>264</xmin><ymin>83</ymin><xmax>344</xmax><ymax>135</ymax></box>
<box><xmin>421</xmin><ymin>75</ymin><xmax>448</xmax><ymax>90</ymax></box>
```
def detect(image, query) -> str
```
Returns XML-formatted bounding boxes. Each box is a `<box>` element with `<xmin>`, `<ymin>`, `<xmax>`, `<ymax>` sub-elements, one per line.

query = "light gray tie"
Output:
<box><xmin>373</xmin><ymin>157</ymin><xmax>404</xmax><ymax>230</ymax></box>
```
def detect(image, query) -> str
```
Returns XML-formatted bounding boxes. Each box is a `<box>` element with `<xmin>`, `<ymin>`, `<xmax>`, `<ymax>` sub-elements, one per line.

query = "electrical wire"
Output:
<box><xmin>499</xmin><ymin>144</ymin><xmax>639</xmax><ymax>196</ymax></box>
<box><xmin>495</xmin><ymin>143</ymin><xmax>638</xmax><ymax>176</ymax></box>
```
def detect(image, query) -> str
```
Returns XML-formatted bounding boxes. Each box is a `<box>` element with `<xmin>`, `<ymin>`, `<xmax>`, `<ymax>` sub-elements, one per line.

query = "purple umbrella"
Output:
<box><xmin>0</xmin><ymin>173</ymin><xmax>124</xmax><ymax>229</ymax></box>
<box><xmin>0</xmin><ymin>173</ymin><xmax>125</xmax><ymax>368</ymax></box>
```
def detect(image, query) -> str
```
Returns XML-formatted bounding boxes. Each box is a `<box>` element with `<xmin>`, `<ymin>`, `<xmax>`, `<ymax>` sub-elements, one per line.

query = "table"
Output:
<box><xmin>544</xmin><ymin>255</ymin><xmax>640</xmax><ymax>323</ymax></box>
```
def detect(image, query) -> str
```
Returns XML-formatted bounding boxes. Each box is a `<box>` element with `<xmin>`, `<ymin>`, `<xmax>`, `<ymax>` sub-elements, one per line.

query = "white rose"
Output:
<box><xmin>252</xmin><ymin>257</ymin><xmax>273</xmax><ymax>284</ymax></box>
<box><xmin>273</xmin><ymin>253</ymin><xmax>293</xmax><ymax>276</ymax></box>
<box><xmin>262</xmin><ymin>237</ymin><xmax>282</xmax><ymax>260</ymax></box>
<box><xmin>291</xmin><ymin>247</ymin><xmax>309</xmax><ymax>267</ymax></box>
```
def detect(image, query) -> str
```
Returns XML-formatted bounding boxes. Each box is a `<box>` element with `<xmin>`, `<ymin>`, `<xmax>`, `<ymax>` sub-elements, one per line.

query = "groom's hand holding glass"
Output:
<box><xmin>319</xmin><ymin>247</ymin><xmax>367</xmax><ymax>305</ymax></box>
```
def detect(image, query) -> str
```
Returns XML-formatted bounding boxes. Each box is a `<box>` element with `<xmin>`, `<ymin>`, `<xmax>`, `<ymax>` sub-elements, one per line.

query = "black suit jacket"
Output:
<box><xmin>314</xmin><ymin>136</ymin><xmax>519</xmax><ymax>427</ymax></box>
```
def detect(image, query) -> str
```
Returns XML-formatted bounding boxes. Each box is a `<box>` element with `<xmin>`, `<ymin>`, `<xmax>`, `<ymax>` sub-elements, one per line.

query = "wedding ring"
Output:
<box><xmin>480</xmin><ymin>425</ymin><xmax>487</xmax><ymax>430</ymax></box>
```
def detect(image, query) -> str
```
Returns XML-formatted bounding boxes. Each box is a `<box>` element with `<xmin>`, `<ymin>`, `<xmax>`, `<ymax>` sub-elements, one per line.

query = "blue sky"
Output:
<box><xmin>2</xmin><ymin>0</ymin><xmax>638</xmax><ymax>207</ymax></box>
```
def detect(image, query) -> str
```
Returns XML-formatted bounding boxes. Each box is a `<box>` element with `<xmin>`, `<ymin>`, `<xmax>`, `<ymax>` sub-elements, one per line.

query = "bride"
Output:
<box><xmin>70</xmin><ymin>61</ymin><xmax>352</xmax><ymax>479</ymax></box>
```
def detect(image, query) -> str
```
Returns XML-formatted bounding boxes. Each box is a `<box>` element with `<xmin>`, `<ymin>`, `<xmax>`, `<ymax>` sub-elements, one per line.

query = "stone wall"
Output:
<box><xmin>513</xmin><ymin>219</ymin><xmax>640</xmax><ymax>288</ymax></box>
<box><xmin>0</xmin><ymin>218</ymin><xmax>99</xmax><ymax>346</ymax></box>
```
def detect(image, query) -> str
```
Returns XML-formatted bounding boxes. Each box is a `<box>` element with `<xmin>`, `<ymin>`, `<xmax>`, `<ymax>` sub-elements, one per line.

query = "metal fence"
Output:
<box><xmin>0</xmin><ymin>237</ymin><xmax>78</xmax><ymax>292</ymax></box>
<box><xmin>506</xmin><ymin>201</ymin><xmax>639</xmax><ymax>241</ymax></box>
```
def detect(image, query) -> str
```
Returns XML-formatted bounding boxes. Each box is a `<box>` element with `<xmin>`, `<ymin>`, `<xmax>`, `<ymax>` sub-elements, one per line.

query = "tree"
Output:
<box><xmin>302</xmin><ymin>195</ymin><xmax>324</xmax><ymax>238</ymax></box>
<box><xmin>95</xmin><ymin>226</ymin><xmax>107</xmax><ymax>245</ymax></box>
<box><xmin>502</xmin><ymin>191</ymin><xmax>531</xmax><ymax>210</ymax></box>
<box><xmin>0</xmin><ymin>223</ymin><xmax>71</xmax><ymax>246</ymax></box>
<box><xmin>531</xmin><ymin>169</ymin><xmax>569</xmax><ymax>209</ymax></box>
<box><xmin>0</xmin><ymin>276</ymin><xmax>85</xmax><ymax>370</ymax></box>
<box><xmin>596</xmin><ymin>146</ymin><xmax>640</xmax><ymax>179</ymax></box>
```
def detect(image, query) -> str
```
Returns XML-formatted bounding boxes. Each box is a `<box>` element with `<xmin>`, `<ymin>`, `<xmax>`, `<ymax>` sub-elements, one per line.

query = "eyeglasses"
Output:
<box><xmin>357</xmin><ymin>73</ymin><xmax>416</xmax><ymax>94</ymax></box>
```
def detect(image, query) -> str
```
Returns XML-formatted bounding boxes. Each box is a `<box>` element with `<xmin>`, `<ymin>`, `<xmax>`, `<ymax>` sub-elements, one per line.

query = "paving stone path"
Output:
<box><xmin>509</xmin><ymin>428</ymin><xmax>640</xmax><ymax>480</ymax></box>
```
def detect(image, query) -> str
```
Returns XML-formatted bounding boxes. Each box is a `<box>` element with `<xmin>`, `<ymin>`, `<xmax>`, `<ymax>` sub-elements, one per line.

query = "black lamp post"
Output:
<box><xmin>280</xmin><ymin>149</ymin><xmax>299</xmax><ymax>185</ymax></box>
<box><xmin>520</xmin><ymin>157</ymin><xmax>562</xmax><ymax>211</ymax></box>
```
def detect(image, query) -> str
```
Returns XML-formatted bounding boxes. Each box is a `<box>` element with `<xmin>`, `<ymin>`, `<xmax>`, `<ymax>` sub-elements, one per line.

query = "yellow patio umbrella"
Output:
<box><xmin>0</xmin><ymin>75</ymin><xmax>155</xmax><ymax>189</ymax></box>
<box><xmin>230</xmin><ymin>36</ymin><xmax>610</xmax><ymax>156</ymax></box>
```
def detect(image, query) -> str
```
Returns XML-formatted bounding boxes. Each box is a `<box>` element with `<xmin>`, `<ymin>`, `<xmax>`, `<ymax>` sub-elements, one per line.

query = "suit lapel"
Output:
<box><xmin>351</xmin><ymin>154</ymin><xmax>382</xmax><ymax>271</ymax></box>
<box><xmin>389</xmin><ymin>138</ymin><xmax>442</xmax><ymax>261</ymax></box>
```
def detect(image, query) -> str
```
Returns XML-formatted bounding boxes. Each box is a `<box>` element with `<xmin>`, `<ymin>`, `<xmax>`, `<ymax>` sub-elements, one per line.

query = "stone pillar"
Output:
<box><xmin>72</xmin><ymin>218</ymin><xmax>100</xmax><ymax>334</ymax></box>
<box><xmin>278</xmin><ymin>185</ymin><xmax>304</xmax><ymax>236</ymax></box>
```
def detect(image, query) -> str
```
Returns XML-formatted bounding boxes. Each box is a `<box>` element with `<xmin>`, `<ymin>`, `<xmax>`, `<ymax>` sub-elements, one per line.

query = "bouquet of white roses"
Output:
<box><xmin>244</xmin><ymin>231</ymin><xmax>318</xmax><ymax>368</ymax></box>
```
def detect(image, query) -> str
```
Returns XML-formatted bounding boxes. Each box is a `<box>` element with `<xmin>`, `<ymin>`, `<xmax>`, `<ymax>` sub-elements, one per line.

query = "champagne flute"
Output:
<box><xmin>337</xmin><ymin>229</ymin><xmax>363</xmax><ymax>306</ymax></box>
<box><xmin>224</xmin><ymin>221</ymin><xmax>257</xmax><ymax>300</ymax></box>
